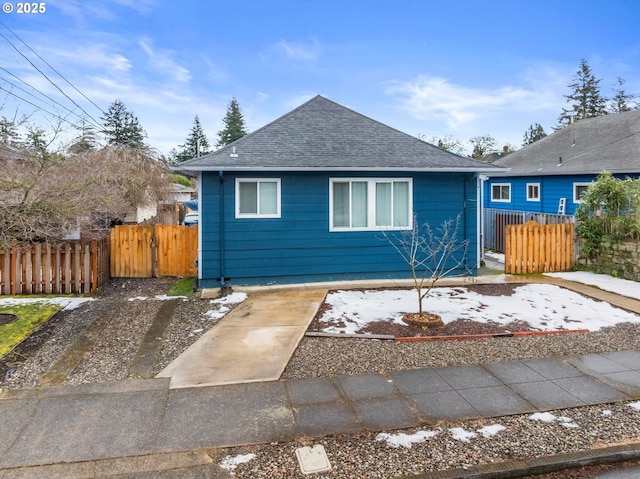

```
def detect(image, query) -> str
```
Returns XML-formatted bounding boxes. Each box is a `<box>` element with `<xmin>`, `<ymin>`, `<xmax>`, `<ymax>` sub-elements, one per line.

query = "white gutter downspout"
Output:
<box><xmin>478</xmin><ymin>174</ymin><xmax>488</xmax><ymax>267</ymax></box>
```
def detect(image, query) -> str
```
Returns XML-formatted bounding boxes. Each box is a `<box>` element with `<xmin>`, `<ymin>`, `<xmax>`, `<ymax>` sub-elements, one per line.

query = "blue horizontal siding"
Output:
<box><xmin>485</xmin><ymin>175</ymin><xmax>591</xmax><ymax>215</ymax></box>
<box><xmin>200</xmin><ymin>171</ymin><xmax>478</xmax><ymax>286</ymax></box>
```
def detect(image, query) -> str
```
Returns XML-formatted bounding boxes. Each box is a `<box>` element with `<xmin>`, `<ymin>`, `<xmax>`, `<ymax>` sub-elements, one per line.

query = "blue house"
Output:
<box><xmin>178</xmin><ymin>96</ymin><xmax>501</xmax><ymax>288</ymax></box>
<box><xmin>485</xmin><ymin>109</ymin><xmax>640</xmax><ymax>216</ymax></box>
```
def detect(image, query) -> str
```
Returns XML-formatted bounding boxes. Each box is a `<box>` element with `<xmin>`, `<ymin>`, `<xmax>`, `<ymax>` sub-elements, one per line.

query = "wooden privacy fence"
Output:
<box><xmin>505</xmin><ymin>220</ymin><xmax>574</xmax><ymax>274</ymax></box>
<box><xmin>0</xmin><ymin>239</ymin><xmax>111</xmax><ymax>295</ymax></box>
<box><xmin>110</xmin><ymin>224</ymin><xmax>198</xmax><ymax>278</ymax></box>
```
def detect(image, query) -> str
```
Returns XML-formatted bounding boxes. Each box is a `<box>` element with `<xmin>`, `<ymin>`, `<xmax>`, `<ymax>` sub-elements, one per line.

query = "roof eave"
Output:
<box><xmin>174</xmin><ymin>165</ymin><xmax>508</xmax><ymax>173</ymax></box>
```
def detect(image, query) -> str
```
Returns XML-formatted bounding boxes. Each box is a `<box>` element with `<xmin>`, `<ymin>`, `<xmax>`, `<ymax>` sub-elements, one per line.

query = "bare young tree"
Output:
<box><xmin>384</xmin><ymin>213</ymin><xmax>469</xmax><ymax>317</ymax></box>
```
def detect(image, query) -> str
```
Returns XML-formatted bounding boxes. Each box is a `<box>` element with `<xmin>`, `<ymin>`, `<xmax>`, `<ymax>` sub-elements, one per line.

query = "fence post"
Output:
<box><xmin>10</xmin><ymin>246</ymin><xmax>17</xmax><ymax>295</ymax></box>
<box><xmin>151</xmin><ymin>224</ymin><xmax>158</xmax><ymax>278</ymax></box>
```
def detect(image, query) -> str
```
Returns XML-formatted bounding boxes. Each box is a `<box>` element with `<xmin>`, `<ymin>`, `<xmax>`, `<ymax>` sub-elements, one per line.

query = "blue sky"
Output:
<box><xmin>2</xmin><ymin>0</ymin><xmax>639</xmax><ymax>156</ymax></box>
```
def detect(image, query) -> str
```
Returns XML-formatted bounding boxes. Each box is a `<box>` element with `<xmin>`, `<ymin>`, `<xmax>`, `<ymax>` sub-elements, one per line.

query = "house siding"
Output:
<box><xmin>485</xmin><ymin>174</ymin><xmax>606</xmax><ymax>215</ymax></box>
<box><xmin>200</xmin><ymin>171</ymin><xmax>478</xmax><ymax>287</ymax></box>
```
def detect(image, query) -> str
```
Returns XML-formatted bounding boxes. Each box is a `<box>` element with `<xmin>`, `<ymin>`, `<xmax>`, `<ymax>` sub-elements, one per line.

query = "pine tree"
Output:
<box><xmin>67</xmin><ymin>120</ymin><xmax>99</xmax><ymax>155</ymax></box>
<box><xmin>522</xmin><ymin>123</ymin><xmax>547</xmax><ymax>146</ymax></box>
<box><xmin>0</xmin><ymin>117</ymin><xmax>21</xmax><ymax>146</ymax></box>
<box><xmin>101</xmin><ymin>100</ymin><xmax>147</xmax><ymax>149</ymax></box>
<box><xmin>174</xmin><ymin>115</ymin><xmax>211</xmax><ymax>162</ymax></box>
<box><xmin>610</xmin><ymin>77</ymin><xmax>636</xmax><ymax>114</ymax></box>
<box><xmin>557</xmin><ymin>59</ymin><xmax>607</xmax><ymax>128</ymax></box>
<box><xmin>216</xmin><ymin>98</ymin><xmax>248</xmax><ymax>147</ymax></box>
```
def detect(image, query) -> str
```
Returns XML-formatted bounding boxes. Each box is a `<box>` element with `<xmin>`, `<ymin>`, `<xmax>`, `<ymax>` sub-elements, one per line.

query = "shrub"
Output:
<box><xmin>576</xmin><ymin>172</ymin><xmax>640</xmax><ymax>257</ymax></box>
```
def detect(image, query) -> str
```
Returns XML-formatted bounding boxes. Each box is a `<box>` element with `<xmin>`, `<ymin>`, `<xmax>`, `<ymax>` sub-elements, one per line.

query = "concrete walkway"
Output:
<box><xmin>156</xmin><ymin>288</ymin><xmax>327</xmax><ymax>388</ymax></box>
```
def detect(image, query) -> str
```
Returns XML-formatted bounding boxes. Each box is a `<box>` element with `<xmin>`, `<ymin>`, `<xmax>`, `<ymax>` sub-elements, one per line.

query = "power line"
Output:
<box><xmin>0</xmin><ymin>72</ymin><xmax>99</xmax><ymax>128</ymax></box>
<box><xmin>0</xmin><ymin>20</ymin><xmax>106</xmax><ymax>118</ymax></box>
<box><xmin>0</xmin><ymin>85</ymin><xmax>82</xmax><ymax>129</ymax></box>
<box><xmin>0</xmin><ymin>22</ymin><xmax>104</xmax><ymax>128</ymax></box>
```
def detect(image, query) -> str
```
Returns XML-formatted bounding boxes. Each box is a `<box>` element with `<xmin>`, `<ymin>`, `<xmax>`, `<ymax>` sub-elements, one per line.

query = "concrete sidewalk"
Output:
<box><xmin>2</xmin><ymin>350</ymin><xmax>640</xmax><ymax>477</ymax></box>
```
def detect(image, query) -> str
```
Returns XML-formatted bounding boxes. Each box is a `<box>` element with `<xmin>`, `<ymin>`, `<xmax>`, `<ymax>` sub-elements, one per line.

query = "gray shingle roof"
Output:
<box><xmin>0</xmin><ymin>144</ymin><xmax>28</xmax><ymax>161</ymax></box>
<box><xmin>488</xmin><ymin>109</ymin><xmax>640</xmax><ymax>177</ymax></box>
<box><xmin>178</xmin><ymin>96</ymin><xmax>501</xmax><ymax>172</ymax></box>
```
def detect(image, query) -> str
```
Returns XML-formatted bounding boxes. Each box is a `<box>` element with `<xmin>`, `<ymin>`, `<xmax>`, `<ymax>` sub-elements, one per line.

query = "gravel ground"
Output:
<box><xmin>2</xmin><ymin>277</ymin><xmax>640</xmax><ymax>478</ymax></box>
<box><xmin>0</xmin><ymin>277</ymin><xmax>230</xmax><ymax>388</ymax></box>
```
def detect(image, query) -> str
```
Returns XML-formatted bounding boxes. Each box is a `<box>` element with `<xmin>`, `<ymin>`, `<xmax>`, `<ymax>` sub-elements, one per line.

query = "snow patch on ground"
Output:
<box><xmin>449</xmin><ymin>427</ymin><xmax>477</xmax><ymax>442</ymax></box>
<box><xmin>376</xmin><ymin>429</ymin><xmax>440</xmax><ymax>448</ymax></box>
<box><xmin>318</xmin><ymin>282</ymin><xmax>640</xmax><ymax>334</ymax></box>
<box><xmin>219</xmin><ymin>453</ymin><xmax>256</xmax><ymax>473</ymax></box>
<box><xmin>211</xmin><ymin>292</ymin><xmax>248</xmax><ymax>305</ymax></box>
<box><xmin>128</xmin><ymin>295</ymin><xmax>188</xmax><ymax>301</ymax></box>
<box><xmin>529</xmin><ymin>412</ymin><xmax>578</xmax><ymax>428</ymax></box>
<box><xmin>477</xmin><ymin>424</ymin><xmax>506</xmax><ymax>437</ymax></box>
<box><xmin>629</xmin><ymin>401</ymin><xmax>640</xmax><ymax>411</ymax></box>
<box><xmin>0</xmin><ymin>297</ymin><xmax>94</xmax><ymax>310</ymax></box>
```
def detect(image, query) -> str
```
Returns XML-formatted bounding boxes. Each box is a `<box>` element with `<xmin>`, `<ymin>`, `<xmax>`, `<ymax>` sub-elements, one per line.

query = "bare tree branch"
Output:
<box><xmin>384</xmin><ymin>213</ymin><xmax>469</xmax><ymax>314</ymax></box>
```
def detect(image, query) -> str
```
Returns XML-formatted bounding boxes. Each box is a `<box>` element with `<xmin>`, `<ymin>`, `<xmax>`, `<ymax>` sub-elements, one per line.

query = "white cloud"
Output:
<box><xmin>139</xmin><ymin>38</ymin><xmax>191</xmax><ymax>83</ymax></box>
<box><xmin>283</xmin><ymin>91</ymin><xmax>320</xmax><ymax>110</ymax></box>
<box><xmin>387</xmin><ymin>75</ymin><xmax>547</xmax><ymax>128</ymax></box>
<box><xmin>266</xmin><ymin>38</ymin><xmax>321</xmax><ymax>62</ymax></box>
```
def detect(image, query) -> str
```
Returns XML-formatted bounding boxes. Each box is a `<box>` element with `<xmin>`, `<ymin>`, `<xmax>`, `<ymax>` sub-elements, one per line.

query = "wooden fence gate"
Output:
<box><xmin>505</xmin><ymin>220</ymin><xmax>574</xmax><ymax>274</ymax></box>
<box><xmin>110</xmin><ymin>225</ymin><xmax>198</xmax><ymax>278</ymax></box>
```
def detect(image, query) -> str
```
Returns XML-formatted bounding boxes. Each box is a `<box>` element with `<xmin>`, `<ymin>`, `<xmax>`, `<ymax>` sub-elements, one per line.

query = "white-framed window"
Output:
<box><xmin>491</xmin><ymin>183</ymin><xmax>511</xmax><ymax>202</ymax></box>
<box><xmin>573</xmin><ymin>182</ymin><xmax>591</xmax><ymax>203</ymax></box>
<box><xmin>329</xmin><ymin>178</ymin><xmax>412</xmax><ymax>231</ymax></box>
<box><xmin>235</xmin><ymin>178</ymin><xmax>281</xmax><ymax>218</ymax></box>
<box><xmin>526</xmin><ymin>183</ymin><xmax>540</xmax><ymax>201</ymax></box>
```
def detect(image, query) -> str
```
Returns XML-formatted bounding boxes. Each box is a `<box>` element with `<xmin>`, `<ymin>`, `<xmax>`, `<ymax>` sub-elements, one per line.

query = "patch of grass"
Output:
<box><xmin>167</xmin><ymin>277</ymin><xmax>195</xmax><ymax>297</ymax></box>
<box><xmin>0</xmin><ymin>302</ymin><xmax>62</xmax><ymax>358</ymax></box>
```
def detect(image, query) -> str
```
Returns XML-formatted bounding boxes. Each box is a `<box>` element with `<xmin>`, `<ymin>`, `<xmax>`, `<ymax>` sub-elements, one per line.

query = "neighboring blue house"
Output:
<box><xmin>178</xmin><ymin>96</ymin><xmax>501</xmax><ymax>288</ymax></box>
<box><xmin>485</xmin><ymin>109</ymin><xmax>640</xmax><ymax>216</ymax></box>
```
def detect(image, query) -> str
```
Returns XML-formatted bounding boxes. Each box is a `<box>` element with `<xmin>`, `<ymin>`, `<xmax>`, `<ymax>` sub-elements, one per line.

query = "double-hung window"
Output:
<box><xmin>330</xmin><ymin>178</ymin><xmax>412</xmax><ymax>231</ymax></box>
<box><xmin>526</xmin><ymin>183</ymin><xmax>540</xmax><ymax>201</ymax></box>
<box><xmin>235</xmin><ymin>178</ymin><xmax>281</xmax><ymax>218</ymax></box>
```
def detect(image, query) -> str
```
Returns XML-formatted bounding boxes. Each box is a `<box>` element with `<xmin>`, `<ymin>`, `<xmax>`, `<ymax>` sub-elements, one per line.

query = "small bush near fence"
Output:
<box><xmin>576</xmin><ymin>172</ymin><xmax>640</xmax><ymax>258</ymax></box>
<box><xmin>0</xmin><ymin>239</ymin><xmax>110</xmax><ymax>295</ymax></box>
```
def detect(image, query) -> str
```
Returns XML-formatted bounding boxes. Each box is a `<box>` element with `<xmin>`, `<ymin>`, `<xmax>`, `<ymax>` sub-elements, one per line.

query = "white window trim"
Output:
<box><xmin>491</xmin><ymin>183</ymin><xmax>511</xmax><ymax>203</ymax></box>
<box><xmin>526</xmin><ymin>182</ymin><xmax>540</xmax><ymax>202</ymax></box>
<box><xmin>235</xmin><ymin>178</ymin><xmax>281</xmax><ymax>218</ymax></box>
<box><xmin>573</xmin><ymin>182</ymin><xmax>592</xmax><ymax>203</ymax></box>
<box><xmin>329</xmin><ymin>177</ymin><xmax>413</xmax><ymax>232</ymax></box>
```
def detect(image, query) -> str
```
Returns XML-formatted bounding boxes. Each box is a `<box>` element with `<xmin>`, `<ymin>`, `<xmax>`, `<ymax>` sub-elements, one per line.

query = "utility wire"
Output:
<box><xmin>0</xmin><ymin>85</ymin><xmax>82</xmax><ymax>128</ymax></box>
<box><xmin>0</xmin><ymin>73</ymin><xmax>95</xmax><ymax>127</ymax></box>
<box><xmin>0</xmin><ymin>20</ymin><xmax>106</xmax><ymax>118</ymax></box>
<box><xmin>0</xmin><ymin>23</ymin><xmax>104</xmax><ymax>128</ymax></box>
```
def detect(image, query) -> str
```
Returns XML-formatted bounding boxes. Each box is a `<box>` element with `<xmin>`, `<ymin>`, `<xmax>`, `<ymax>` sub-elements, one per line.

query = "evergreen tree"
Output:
<box><xmin>174</xmin><ymin>115</ymin><xmax>211</xmax><ymax>162</ymax></box>
<box><xmin>216</xmin><ymin>98</ymin><xmax>248</xmax><ymax>147</ymax></box>
<box><xmin>610</xmin><ymin>77</ymin><xmax>636</xmax><ymax>113</ymax></box>
<box><xmin>101</xmin><ymin>100</ymin><xmax>147</xmax><ymax>149</ymax></box>
<box><xmin>0</xmin><ymin>117</ymin><xmax>21</xmax><ymax>146</ymax></box>
<box><xmin>522</xmin><ymin>123</ymin><xmax>547</xmax><ymax>146</ymax></box>
<box><xmin>67</xmin><ymin>120</ymin><xmax>99</xmax><ymax>155</ymax></box>
<box><xmin>557</xmin><ymin>59</ymin><xmax>607</xmax><ymax>128</ymax></box>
